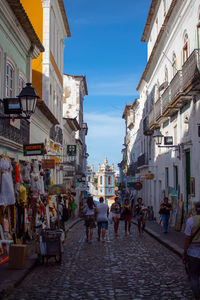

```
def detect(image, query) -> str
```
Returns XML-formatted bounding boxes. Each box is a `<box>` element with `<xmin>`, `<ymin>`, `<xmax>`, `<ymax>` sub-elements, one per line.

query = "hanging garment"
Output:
<box><xmin>0</xmin><ymin>158</ymin><xmax>15</xmax><ymax>206</ymax></box>
<box><xmin>15</xmin><ymin>163</ymin><xmax>20</xmax><ymax>183</ymax></box>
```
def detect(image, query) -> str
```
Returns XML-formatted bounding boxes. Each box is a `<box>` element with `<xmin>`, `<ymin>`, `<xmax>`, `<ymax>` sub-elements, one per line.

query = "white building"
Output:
<box><xmin>128</xmin><ymin>0</ymin><xmax>200</xmax><ymax>222</ymax></box>
<box><xmin>63</xmin><ymin>74</ymin><xmax>88</xmax><ymax>211</ymax></box>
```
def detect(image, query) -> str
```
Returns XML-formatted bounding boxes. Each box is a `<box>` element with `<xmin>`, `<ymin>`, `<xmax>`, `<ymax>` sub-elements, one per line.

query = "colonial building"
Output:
<box><xmin>87</xmin><ymin>159</ymin><xmax>115</xmax><ymax>204</ymax></box>
<box><xmin>0</xmin><ymin>0</ymin><xmax>44</xmax><ymax>160</ymax></box>
<box><xmin>63</xmin><ymin>74</ymin><xmax>88</xmax><ymax>211</ymax></box>
<box><xmin>121</xmin><ymin>0</ymin><xmax>200</xmax><ymax>225</ymax></box>
<box><xmin>21</xmin><ymin>0</ymin><xmax>71</xmax><ymax>184</ymax></box>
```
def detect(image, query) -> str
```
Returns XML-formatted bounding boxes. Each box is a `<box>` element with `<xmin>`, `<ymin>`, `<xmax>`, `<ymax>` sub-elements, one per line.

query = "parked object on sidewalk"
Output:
<box><xmin>159</xmin><ymin>197</ymin><xmax>172</xmax><ymax>233</ymax></box>
<box><xmin>39</xmin><ymin>229</ymin><xmax>63</xmax><ymax>264</ymax></box>
<box><xmin>183</xmin><ymin>202</ymin><xmax>200</xmax><ymax>300</ymax></box>
<box><xmin>8</xmin><ymin>244</ymin><xmax>27</xmax><ymax>269</ymax></box>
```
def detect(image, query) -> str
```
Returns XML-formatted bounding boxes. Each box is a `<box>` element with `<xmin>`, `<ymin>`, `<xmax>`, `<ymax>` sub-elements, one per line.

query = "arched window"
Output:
<box><xmin>19</xmin><ymin>74</ymin><xmax>25</xmax><ymax>94</ymax></box>
<box><xmin>100</xmin><ymin>176</ymin><xmax>102</xmax><ymax>185</ymax></box>
<box><xmin>172</xmin><ymin>52</ymin><xmax>177</xmax><ymax>76</ymax></box>
<box><xmin>183</xmin><ymin>32</ymin><xmax>189</xmax><ymax>64</ymax></box>
<box><xmin>165</xmin><ymin>66</ymin><xmax>168</xmax><ymax>83</ymax></box>
<box><xmin>6</xmin><ymin>62</ymin><xmax>14</xmax><ymax>97</ymax></box>
<box><xmin>108</xmin><ymin>176</ymin><xmax>111</xmax><ymax>185</ymax></box>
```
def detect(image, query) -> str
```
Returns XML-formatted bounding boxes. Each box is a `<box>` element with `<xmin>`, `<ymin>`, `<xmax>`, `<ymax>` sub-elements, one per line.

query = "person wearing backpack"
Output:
<box><xmin>183</xmin><ymin>202</ymin><xmax>200</xmax><ymax>300</ymax></box>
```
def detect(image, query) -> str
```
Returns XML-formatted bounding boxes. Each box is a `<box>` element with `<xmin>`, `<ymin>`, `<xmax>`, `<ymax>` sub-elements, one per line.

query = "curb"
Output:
<box><xmin>132</xmin><ymin>221</ymin><xmax>182</xmax><ymax>258</ymax></box>
<box><xmin>0</xmin><ymin>218</ymin><xmax>82</xmax><ymax>300</ymax></box>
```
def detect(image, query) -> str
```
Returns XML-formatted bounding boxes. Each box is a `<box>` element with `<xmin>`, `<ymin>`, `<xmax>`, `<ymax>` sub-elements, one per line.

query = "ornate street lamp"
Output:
<box><xmin>1</xmin><ymin>83</ymin><xmax>39</xmax><ymax>119</ymax></box>
<box><xmin>18</xmin><ymin>83</ymin><xmax>39</xmax><ymax>118</ymax></box>
<box><xmin>153</xmin><ymin>128</ymin><xmax>163</xmax><ymax>145</ymax></box>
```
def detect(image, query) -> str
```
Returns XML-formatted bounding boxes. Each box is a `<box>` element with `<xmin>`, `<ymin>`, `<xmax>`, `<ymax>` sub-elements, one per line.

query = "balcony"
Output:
<box><xmin>143</xmin><ymin>116</ymin><xmax>152</xmax><ymax>135</ymax></box>
<box><xmin>137</xmin><ymin>153</ymin><xmax>148</xmax><ymax>168</ymax></box>
<box><xmin>182</xmin><ymin>49</ymin><xmax>200</xmax><ymax>94</ymax></box>
<box><xmin>149</xmin><ymin>107</ymin><xmax>159</xmax><ymax>130</ymax></box>
<box><xmin>0</xmin><ymin>107</ymin><xmax>29</xmax><ymax>145</ymax></box>
<box><xmin>127</xmin><ymin>162</ymin><xmax>138</xmax><ymax>176</ymax></box>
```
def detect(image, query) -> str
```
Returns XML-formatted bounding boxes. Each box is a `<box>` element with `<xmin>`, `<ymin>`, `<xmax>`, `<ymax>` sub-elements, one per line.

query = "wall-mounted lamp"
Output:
<box><xmin>153</xmin><ymin>128</ymin><xmax>181</xmax><ymax>159</ymax></box>
<box><xmin>0</xmin><ymin>83</ymin><xmax>39</xmax><ymax>120</ymax></box>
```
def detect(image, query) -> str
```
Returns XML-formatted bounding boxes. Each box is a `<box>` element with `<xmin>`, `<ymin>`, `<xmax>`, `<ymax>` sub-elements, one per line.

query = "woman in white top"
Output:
<box><xmin>81</xmin><ymin>197</ymin><xmax>96</xmax><ymax>243</ymax></box>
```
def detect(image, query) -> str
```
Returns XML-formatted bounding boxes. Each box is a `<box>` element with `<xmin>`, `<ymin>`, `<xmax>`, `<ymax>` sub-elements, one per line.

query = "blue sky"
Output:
<box><xmin>63</xmin><ymin>0</ymin><xmax>151</xmax><ymax>170</ymax></box>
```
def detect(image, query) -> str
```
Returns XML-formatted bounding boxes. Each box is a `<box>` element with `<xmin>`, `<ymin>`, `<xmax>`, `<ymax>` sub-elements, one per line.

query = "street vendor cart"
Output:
<box><xmin>39</xmin><ymin>229</ymin><xmax>63</xmax><ymax>264</ymax></box>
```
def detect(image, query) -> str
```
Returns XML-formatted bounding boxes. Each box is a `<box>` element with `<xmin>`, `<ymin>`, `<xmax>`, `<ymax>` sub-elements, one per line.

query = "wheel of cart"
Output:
<box><xmin>39</xmin><ymin>229</ymin><xmax>62</xmax><ymax>264</ymax></box>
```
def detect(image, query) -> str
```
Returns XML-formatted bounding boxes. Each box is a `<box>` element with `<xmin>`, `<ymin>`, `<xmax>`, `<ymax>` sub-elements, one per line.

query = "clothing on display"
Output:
<box><xmin>0</xmin><ymin>157</ymin><xmax>15</xmax><ymax>206</ymax></box>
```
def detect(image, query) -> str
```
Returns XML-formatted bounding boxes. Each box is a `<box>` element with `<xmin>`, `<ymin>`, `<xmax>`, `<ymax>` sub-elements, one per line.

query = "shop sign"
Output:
<box><xmin>4</xmin><ymin>98</ymin><xmax>22</xmax><ymax>114</ymax></box>
<box><xmin>23</xmin><ymin>143</ymin><xmax>44</xmax><ymax>156</ymax></box>
<box><xmin>127</xmin><ymin>182</ymin><xmax>134</xmax><ymax>188</ymax></box>
<box><xmin>67</xmin><ymin>145</ymin><xmax>77</xmax><ymax>156</ymax></box>
<box><xmin>144</xmin><ymin>173</ymin><xmax>154</xmax><ymax>180</ymax></box>
<box><xmin>41</xmin><ymin>159</ymin><xmax>55</xmax><ymax>169</ymax></box>
<box><xmin>133</xmin><ymin>182</ymin><xmax>142</xmax><ymax>190</ymax></box>
<box><xmin>164</xmin><ymin>136</ymin><xmax>173</xmax><ymax>145</ymax></box>
<box><xmin>48</xmin><ymin>184</ymin><xmax>66</xmax><ymax>195</ymax></box>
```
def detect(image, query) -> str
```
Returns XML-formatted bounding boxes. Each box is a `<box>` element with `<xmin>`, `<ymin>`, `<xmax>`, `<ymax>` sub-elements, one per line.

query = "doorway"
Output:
<box><xmin>185</xmin><ymin>150</ymin><xmax>191</xmax><ymax>213</ymax></box>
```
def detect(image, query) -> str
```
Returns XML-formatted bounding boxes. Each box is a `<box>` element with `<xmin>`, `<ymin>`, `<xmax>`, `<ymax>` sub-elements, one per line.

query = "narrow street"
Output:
<box><xmin>5</xmin><ymin>221</ymin><xmax>193</xmax><ymax>300</ymax></box>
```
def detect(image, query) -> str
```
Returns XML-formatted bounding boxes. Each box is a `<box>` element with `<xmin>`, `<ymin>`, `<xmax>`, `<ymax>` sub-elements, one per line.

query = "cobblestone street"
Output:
<box><xmin>6</xmin><ymin>221</ymin><xmax>193</xmax><ymax>300</ymax></box>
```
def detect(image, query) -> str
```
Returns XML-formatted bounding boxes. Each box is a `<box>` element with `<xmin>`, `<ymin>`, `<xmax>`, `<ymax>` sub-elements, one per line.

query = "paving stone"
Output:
<box><xmin>4</xmin><ymin>221</ymin><xmax>193</xmax><ymax>300</ymax></box>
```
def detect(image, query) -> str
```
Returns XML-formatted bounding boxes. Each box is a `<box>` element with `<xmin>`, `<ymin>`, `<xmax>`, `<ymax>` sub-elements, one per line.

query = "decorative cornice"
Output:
<box><xmin>137</xmin><ymin>0</ymin><xmax>177</xmax><ymax>91</ymax></box>
<box><xmin>6</xmin><ymin>0</ymin><xmax>44</xmax><ymax>52</ymax></box>
<box><xmin>36</xmin><ymin>99</ymin><xmax>59</xmax><ymax>125</ymax></box>
<box><xmin>141</xmin><ymin>0</ymin><xmax>159</xmax><ymax>42</ymax></box>
<box><xmin>58</xmin><ymin>0</ymin><xmax>71</xmax><ymax>37</ymax></box>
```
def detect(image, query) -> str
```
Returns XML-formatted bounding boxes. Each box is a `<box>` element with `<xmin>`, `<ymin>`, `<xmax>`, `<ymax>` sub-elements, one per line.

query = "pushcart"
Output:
<box><xmin>39</xmin><ymin>229</ymin><xmax>63</xmax><ymax>264</ymax></box>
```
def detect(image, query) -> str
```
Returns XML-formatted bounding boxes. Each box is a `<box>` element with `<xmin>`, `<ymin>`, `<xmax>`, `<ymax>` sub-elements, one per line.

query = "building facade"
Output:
<box><xmin>0</xmin><ymin>0</ymin><xmax>44</xmax><ymax>161</ymax></box>
<box><xmin>121</xmin><ymin>0</ymin><xmax>200</xmax><ymax>224</ymax></box>
<box><xmin>21</xmin><ymin>0</ymin><xmax>71</xmax><ymax>184</ymax></box>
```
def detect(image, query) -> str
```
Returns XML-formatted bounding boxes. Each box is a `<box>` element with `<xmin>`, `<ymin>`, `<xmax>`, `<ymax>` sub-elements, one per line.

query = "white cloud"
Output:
<box><xmin>85</xmin><ymin>112</ymin><xmax>125</xmax><ymax>166</ymax></box>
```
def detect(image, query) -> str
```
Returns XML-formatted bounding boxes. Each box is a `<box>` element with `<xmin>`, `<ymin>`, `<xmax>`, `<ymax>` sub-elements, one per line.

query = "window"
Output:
<box><xmin>197</xmin><ymin>11</ymin><xmax>200</xmax><ymax>49</ymax></box>
<box><xmin>174</xmin><ymin>125</ymin><xmax>177</xmax><ymax>145</ymax></box>
<box><xmin>174</xmin><ymin>166</ymin><xmax>178</xmax><ymax>190</ymax></box>
<box><xmin>172</xmin><ymin>52</ymin><xmax>177</xmax><ymax>76</ymax></box>
<box><xmin>100</xmin><ymin>176</ymin><xmax>102</xmax><ymax>185</ymax></box>
<box><xmin>88</xmin><ymin>176</ymin><xmax>91</xmax><ymax>182</ymax></box>
<box><xmin>108</xmin><ymin>176</ymin><xmax>111</xmax><ymax>185</ymax></box>
<box><xmin>6</xmin><ymin>62</ymin><xmax>14</xmax><ymax>97</ymax></box>
<box><xmin>156</xmin><ymin>18</ymin><xmax>158</xmax><ymax>35</ymax></box>
<box><xmin>163</xmin><ymin>0</ymin><xmax>166</xmax><ymax>16</ymax></box>
<box><xmin>183</xmin><ymin>32</ymin><xmax>189</xmax><ymax>64</ymax></box>
<box><xmin>19</xmin><ymin>75</ymin><xmax>25</xmax><ymax>94</ymax></box>
<box><xmin>165</xmin><ymin>66</ymin><xmax>168</xmax><ymax>83</ymax></box>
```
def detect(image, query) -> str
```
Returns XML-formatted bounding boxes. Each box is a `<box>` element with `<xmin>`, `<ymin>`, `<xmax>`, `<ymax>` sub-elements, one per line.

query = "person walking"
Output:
<box><xmin>96</xmin><ymin>197</ymin><xmax>109</xmax><ymax>242</ymax></box>
<box><xmin>134</xmin><ymin>197</ymin><xmax>148</xmax><ymax>236</ymax></box>
<box><xmin>183</xmin><ymin>202</ymin><xmax>200</xmax><ymax>300</ymax></box>
<box><xmin>110</xmin><ymin>196</ymin><xmax>121</xmax><ymax>237</ymax></box>
<box><xmin>81</xmin><ymin>196</ymin><xmax>96</xmax><ymax>243</ymax></box>
<box><xmin>159</xmin><ymin>197</ymin><xmax>172</xmax><ymax>233</ymax></box>
<box><xmin>122</xmin><ymin>199</ymin><xmax>132</xmax><ymax>235</ymax></box>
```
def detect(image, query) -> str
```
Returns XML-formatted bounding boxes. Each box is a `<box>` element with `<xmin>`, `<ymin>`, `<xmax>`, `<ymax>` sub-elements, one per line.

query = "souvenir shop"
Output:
<box><xmin>0</xmin><ymin>155</ymin><xmax>75</xmax><ymax>266</ymax></box>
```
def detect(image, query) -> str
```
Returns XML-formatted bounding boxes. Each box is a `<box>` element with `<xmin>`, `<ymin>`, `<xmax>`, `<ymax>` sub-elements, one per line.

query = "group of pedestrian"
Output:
<box><xmin>81</xmin><ymin>195</ymin><xmax>150</xmax><ymax>243</ymax></box>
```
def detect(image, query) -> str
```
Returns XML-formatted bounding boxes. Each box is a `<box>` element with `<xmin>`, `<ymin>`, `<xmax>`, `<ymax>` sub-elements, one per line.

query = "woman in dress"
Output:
<box><xmin>81</xmin><ymin>196</ymin><xmax>96</xmax><ymax>243</ymax></box>
<box><xmin>110</xmin><ymin>196</ymin><xmax>121</xmax><ymax>237</ymax></box>
<box><xmin>122</xmin><ymin>199</ymin><xmax>132</xmax><ymax>235</ymax></box>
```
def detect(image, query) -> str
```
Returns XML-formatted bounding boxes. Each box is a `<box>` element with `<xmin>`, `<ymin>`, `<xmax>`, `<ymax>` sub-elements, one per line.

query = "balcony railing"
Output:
<box><xmin>137</xmin><ymin>153</ymin><xmax>148</xmax><ymax>168</ymax></box>
<box><xmin>162</xmin><ymin>86</ymin><xmax>170</xmax><ymax>113</ymax></box>
<box><xmin>146</xmin><ymin>50</ymin><xmax>200</xmax><ymax>131</ymax></box>
<box><xmin>0</xmin><ymin>107</ymin><xmax>29</xmax><ymax>145</ymax></box>
<box><xmin>182</xmin><ymin>49</ymin><xmax>200</xmax><ymax>93</ymax></box>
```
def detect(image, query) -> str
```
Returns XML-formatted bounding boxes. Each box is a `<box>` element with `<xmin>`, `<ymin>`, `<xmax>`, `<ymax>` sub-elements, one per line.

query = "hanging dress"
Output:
<box><xmin>0</xmin><ymin>158</ymin><xmax>15</xmax><ymax>206</ymax></box>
